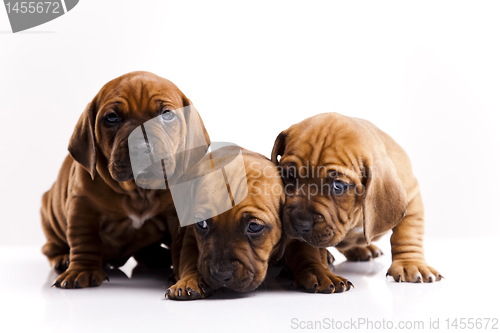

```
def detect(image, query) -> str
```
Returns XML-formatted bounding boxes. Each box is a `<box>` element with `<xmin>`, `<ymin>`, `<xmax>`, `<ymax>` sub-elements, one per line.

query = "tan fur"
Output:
<box><xmin>272</xmin><ymin>112</ymin><xmax>442</xmax><ymax>286</ymax></box>
<box><xmin>166</xmin><ymin>148</ymin><xmax>286</xmax><ymax>300</ymax></box>
<box><xmin>41</xmin><ymin>71</ymin><xmax>210</xmax><ymax>288</ymax></box>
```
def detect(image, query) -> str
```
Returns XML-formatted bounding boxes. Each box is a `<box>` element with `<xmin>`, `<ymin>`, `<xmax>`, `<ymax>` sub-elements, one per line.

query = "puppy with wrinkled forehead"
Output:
<box><xmin>272</xmin><ymin>112</ymin><xmax>442</xmax><ymax>289</ymax></box>
<box><xmin>166</xmin><ymin>147</ymin><xmax>289</xmax><ymax>300</ymax></box>
<box><xmin>41</xmin><ymin>71</ymin><xmax>210</xmax><ymax>288</ymax></box>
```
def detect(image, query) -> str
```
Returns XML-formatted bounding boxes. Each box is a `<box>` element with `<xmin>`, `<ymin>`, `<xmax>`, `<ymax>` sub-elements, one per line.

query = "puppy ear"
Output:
<box><xmin>362</xmin><ymin>153</ymin><xmax>408</xmax><ymax>244</ymax></box>
<box><xmin>68</xmin><ymin>101</ymin><xmax>97</xmax><ymax>179</ymax></box>
<box><xmin>271</xmin><ymin>130</ymin><xmax>287</xmax><ymax>165</ymax></box>
<box><xmin>275</xmin><ymin>233</ymin><xmax>288</xmax><ymax>261</ymax></box>
<box><xmin>181</xmin><ymin>101</ymin><xmax>210</xmax><ymax>174</ymax></box>
<box><xmin>275</xmin><ymin>194</ymin><xmax>288</xmax><ymax>260</ymax></box>
<box><xmin>183</xmin><ymin>96</ymin><xmax>210</xmax><ymax>148</ymax></box>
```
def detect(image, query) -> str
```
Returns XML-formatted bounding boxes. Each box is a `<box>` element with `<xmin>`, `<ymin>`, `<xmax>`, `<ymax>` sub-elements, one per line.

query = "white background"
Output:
<box><xmin>2</xmin><ymin>0</ymin><xmax>500</xmax><ymax>247</ymax></box>
<box><xmin>0</xmin><ymin>1</ymin><xmax>499</xmax><ymax>332</ymax></box>
<box><xmin>1</xmin><ymin>1</ymin><xmax>500</xmax><ymax>245</ymax></box>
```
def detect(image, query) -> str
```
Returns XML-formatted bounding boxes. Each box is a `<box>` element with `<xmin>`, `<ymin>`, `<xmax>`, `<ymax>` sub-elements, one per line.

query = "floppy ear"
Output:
<box><xmin>275</xmin><ymin>192</ymin><xmax>288</xmax><ymax>260</ymax></box>
<box><xmin>271</xmin><ymin>130</ymin><xmax>287</xmax><ymax>165</ymax></box>
<box><xmin>275</xmin><ymin>234</ymin><xmax>288</xmax><ymax>261</ymax></box>
<box><xmin>183</xmin><ymin>96</ymin><xmax>210</xmax><ymax>148</ymax></box>
<box><xmin>275</xmin><ymin>229</ymin><xmax>289</xmax><ymax>261</ymax></box>
<box><xmin>362</xmin><ymin>153</ymin><xmax>408</xmax><ymax>244</ymax></box>
<box><xmin>68</xmin><ymin>101</ymin><xmax>97</xmax><ymax>179</ymax></box>
<box><xmin>180</xmin><ymin>99</ymin><xmax>211</xmax><ymax>174</ymax></box>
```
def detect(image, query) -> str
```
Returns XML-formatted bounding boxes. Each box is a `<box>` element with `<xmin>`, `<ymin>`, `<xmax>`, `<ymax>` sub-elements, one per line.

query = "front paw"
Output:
<box><xmin>165</xmin><ymin>272</ymin><xmax>214</xmax><ymax>301</ymax></box>
<box><xmin>387</xmin><ymin>259</ymin><xmax>443</xmax><ymax>283</ymax></box>
<box><xmin>343</xmin><ymin>244</ymin><xmax>383</xmax><ymax>261</ymax></box>
<box><xmin>50</xmin><ymin>254</ymin><xmax>70</xmax><ymax>274</ymax></box>
<box><xmin>52</xmin><ymin>267</ymin><xmax>107</xmax><ymax>289</ymax></box>
<box><xmin>294</xmin><ymin>266</ymin><xmax>354</xmax><ymax>294</ymax></box>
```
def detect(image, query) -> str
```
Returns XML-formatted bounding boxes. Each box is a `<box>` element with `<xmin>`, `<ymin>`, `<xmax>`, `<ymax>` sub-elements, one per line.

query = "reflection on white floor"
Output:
<box><xmin>1</xmin><ymin>236</ymin><xmax>498</xmax><ymax>333</ymax></box>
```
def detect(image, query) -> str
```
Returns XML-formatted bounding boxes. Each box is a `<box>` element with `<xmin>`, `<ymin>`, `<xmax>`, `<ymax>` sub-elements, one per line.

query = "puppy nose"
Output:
<box><xmin>210</xmin><ymin>267</ymin><xmax>234</xmax><ymax>284</ymax></box>
<box><xmin>294</xmin><ymin>218</ymin><xmax>313</xmax><ymax>235</ymax></box>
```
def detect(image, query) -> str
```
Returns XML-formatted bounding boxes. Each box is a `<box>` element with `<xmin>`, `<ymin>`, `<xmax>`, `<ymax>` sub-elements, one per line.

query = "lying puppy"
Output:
<box><xmin>41</xmin><ymin>71</ymin><xmax>210</xmax><ymax>288</ymax></box>
<box><xmin>166</xmin><ymin>147</ymin><xmax>287</xmax><ymax>300</ymax></box>
<box><xmin>272</xmin><ymin>112</ymin><xmax>442</xmax><ymax>286</ymax></box>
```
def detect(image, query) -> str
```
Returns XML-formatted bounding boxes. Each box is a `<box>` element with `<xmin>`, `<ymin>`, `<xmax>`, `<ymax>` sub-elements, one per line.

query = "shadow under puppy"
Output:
<box><xmin>272</xmin><ymin>112</ymin><xmax>442</xmax><ymax>287</ymax></box>
<box><xmin>41</xmin><ymin>71</ymin><xmax>210</xmax><ymax>288</ymax></box>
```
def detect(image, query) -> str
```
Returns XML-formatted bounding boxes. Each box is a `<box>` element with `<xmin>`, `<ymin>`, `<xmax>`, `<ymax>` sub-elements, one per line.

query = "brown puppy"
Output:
<box><xmin>41</xmin><ymin>71</ymin><xmax>210</xmax><ymax>288</ymax></box>
<box><xmin>166</xmin><ymin>147</ymin><xmax>287</xmax><ymax>300</ymax></box>
<box><xmin>272</xmin><ymin>112</ymin><xmax>442</xmax><ymax>288</ymax></box>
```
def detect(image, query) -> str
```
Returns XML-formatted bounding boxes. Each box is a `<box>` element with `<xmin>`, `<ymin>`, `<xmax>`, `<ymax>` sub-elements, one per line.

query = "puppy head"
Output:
<box><xmin>271</xmin><ymin>113</ymin><xmax>407</xmax><ymax>247</ymax></box>
<box><xmin>68</xmin><ymin>71</ymin><xmax>210</xmax><ymax>184</ymax></box>
<box><xmin>187</xmin><ymin>148</ymin><xmax>285</xmax><ymax>292</ymax></box>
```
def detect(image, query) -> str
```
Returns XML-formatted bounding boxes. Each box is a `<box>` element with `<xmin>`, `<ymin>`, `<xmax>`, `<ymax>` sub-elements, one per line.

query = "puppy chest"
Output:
<box><xmin>98</xmin><ymin>213</ymin><xmax>168</xmax><ymax>243</ymax></box>
<box><xmin>128</xmin><ymin>213</ymin><xmax>152</xmax><ymax>229</ymax></box>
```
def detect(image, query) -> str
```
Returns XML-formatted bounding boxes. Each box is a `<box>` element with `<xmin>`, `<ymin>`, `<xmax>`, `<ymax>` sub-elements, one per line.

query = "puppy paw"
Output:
<box><xmin>343</xmin><ymin>244</ymin><xmax>383</xmax><ymax>261</ymax></box>
<box><xmin>387</xmin><ymin>259</ymin><xmax>443</xmax><ymax>283</ymax></box>
<box><xmin>49</xmin><ymin>254</ymin><xmax>70</xmax><ymax>274</ymax></box>
<box><xmin>52</xmin><ymin>267</ymin><xmax>108</xmax><ymax>289</ymax></box>
<box><xmin>166</xmin><ymin>272</ymin><xmax>214</xmax><ymax>300</ymax></box>
<box><xmin>294</xmin><ymin>266</ymin><xmax>353</xmax><ymax>294</ymax></box>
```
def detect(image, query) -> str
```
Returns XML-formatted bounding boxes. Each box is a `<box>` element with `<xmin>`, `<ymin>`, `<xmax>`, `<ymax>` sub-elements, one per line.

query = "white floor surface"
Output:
<box><xmin>1</xmin><ymin>236</ymin><xmax>498</xmax><ymax>333</ymax></box>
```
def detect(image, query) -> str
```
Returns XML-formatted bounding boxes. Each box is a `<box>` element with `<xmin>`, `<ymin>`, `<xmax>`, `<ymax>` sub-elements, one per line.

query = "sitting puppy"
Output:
<box><xmin>271</xmin><ymin>112</ymin><xmax>442</xmax><ymax>287</ymax></box>
<box><xmin>41</xmin><ymin>71</ymin><xmax>210</xmax><ymax>288</ymax></box>
<box><xmin>166</xmin><ymin>147</ymin><xmax>288</xmax><ymax>300</ymax></box>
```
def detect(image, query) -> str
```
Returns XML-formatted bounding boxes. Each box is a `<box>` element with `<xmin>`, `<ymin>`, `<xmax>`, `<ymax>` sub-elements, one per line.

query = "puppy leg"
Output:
<box><xmin>47</xmin><ymin>252</ymin><xmax>70</xmax><ymax>274</ymax></box>
<box><xmin>166</xmin><ymin>226</ymin><xmax>214</xmax><ymax>300</ymax></box>
<box><xmin>41</xmin><ymin>229</ymin><xmax>70</xmax><ymax>274</ymax></box>
<box><xmin>166</xmin><ymin>214</ymin><xmax>182</xmax><ymax>278</ymax></box>
<box><xmin>341</xmin><ymin>244</ymin><xmax>383</xmax><ymax>262</ymax></box>
<box><xmin>52</xmin><ymin>198</ymin><xmax>107</xmax><ymax>289</ymax></box>
<box><xmin>387</xmin><ymin>193</ymin><xmax>442</xmax><ymax>283</ymax></box>
<box><xmin>284</xmin><ymin>240</ymin><xmax>353</xmax><ymax>294</ymax></box>
<box><xmin>41</xmin><ymin>203</ymin><xmax>70</xmax><ymax>274</ymax></box>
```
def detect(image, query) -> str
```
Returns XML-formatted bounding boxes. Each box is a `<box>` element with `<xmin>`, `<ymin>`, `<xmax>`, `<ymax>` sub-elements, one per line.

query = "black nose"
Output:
<box><xmin>210</xmin><ymin>267</ymin><xmax>234</xmax><ymax>284</ymax></box>
<box><xmin>293</xmin><ymin>218</ymin><xmax>313</xmax><ymax>235</ymax></box>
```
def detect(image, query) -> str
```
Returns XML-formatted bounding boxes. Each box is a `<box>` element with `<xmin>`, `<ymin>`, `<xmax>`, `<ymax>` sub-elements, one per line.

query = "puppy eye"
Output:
<box><xmin>105</xmin><ymin>112</ymin><xmax>120</xmax><ymax>124</ymax></box>
<box><xmin>196</xmin><ymin>220</ymin><xmax>208</xmax><ymax>230</ymax></box>
<box><xmin>332</xmin><ymin>180</ymin><xmax>349</xmax><ymax>195</ymax></box>
<box><xmin>247</xmin><ymin>222</ymin><xmax>264</xmax><ymax>234</ymax></box>
<box><xmin>161</xmin><ymin>107</ymin><xmax>176</xmax><ymax>122</ymax></box>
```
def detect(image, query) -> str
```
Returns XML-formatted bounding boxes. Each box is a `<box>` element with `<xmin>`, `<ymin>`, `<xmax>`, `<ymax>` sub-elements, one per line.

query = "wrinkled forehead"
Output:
<box><xmin>95</xmin><ymin>73</ymin><xmax>184</xmax><ymax>114</ymax></box>
<box><xmin>213</xmin><ymin>197</ymin><xmax>279</xmax><ymax>230</ymax></box>
<box><xmin>244</xmin><ymin>159</ymin><xmax>282</xmax><ymax>213</ymax></box>
<box><xmin>281</xmin><ymin>115</ymin><xmax>369</xmax><ymax>174</ymax></box>
<box><xmin>245</xmin><ymin>159</ymin><xmax>281</xmax><ymax>193</ymax></box>
<box><xmin>187</xmin><ymin>153</ymin><xmax>282</xmax><ymax>226</ymax></box>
